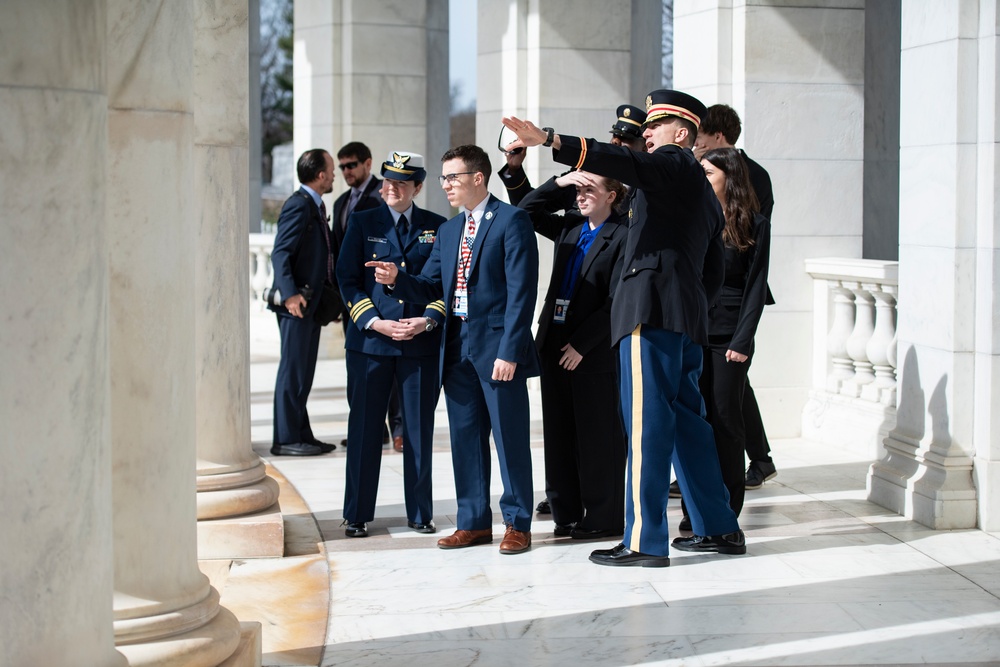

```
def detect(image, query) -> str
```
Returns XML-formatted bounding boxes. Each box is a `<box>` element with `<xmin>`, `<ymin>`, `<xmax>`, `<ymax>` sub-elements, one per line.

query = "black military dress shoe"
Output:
<box><xmin>535</xmin><ymin>499</ymin><xmax>551</xmax><ymax>514</ymax></box>
<box><xmin>672</xmin><ymin>529</ymin><xmax>746</xmax><ymax>555</ymax></box>
<box><xmin>570</xmin><ymin>526</ymin><xmax>623</xmax><ymax>540</ymax></box>
<box><xmin>270</xmin><ymin>442</ymin><xmax>323</xmax><ymax>456</ymax></box>
<box><xmin>678</xmin><ymin>515</ymin><xmax>692</xmax><ymax>532</ymax></box>
<box><xmin>344</xmin><ymin>521</ymin><xmax>368</xmax><ymax>538</ymax></box>
<box><xmin>309</xmin><ymin>439</ymin><xmax>337</xmax><ymax>453</ymax></box>
<box><xmin>407</xmin><ymin>520</ymin><xmax>436</xmax><ymax>534</ymax></box>
<box><xmin>590</xmin><ymin>543</ymin><xmax>670</xmax><ymax>568</ymax></box>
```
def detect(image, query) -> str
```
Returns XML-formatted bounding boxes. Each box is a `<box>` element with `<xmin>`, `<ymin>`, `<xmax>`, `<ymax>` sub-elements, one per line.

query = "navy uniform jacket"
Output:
<box><xmin>519</xmin><ymin>177</ymin><xmax>628</xmax><ymax>375</ymax></box>
<box><xmin>336</xmin><ymin>202</ymin><xmax>447</xmax><ymax>357</ymax></box>
<box><xmin>390</xmin><ymin>195</ymin><xmax>541</xmax><ymax>381</ymax></box>
<box><xmin>553</xmin><ymin>138</ymin><xmax>725</xmax><ymax>346</ymax></box>
<box><xmin>268</xmin><ymin>189</ymin><xmax>329</xmax><ymax>319</ymax></box>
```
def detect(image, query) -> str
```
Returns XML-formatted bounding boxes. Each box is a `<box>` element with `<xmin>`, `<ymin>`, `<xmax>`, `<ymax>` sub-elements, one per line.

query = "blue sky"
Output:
<box><xmin>449</xmin><ymin>0</ymin><xmax>478</xmax><ymax>110</ymax></box>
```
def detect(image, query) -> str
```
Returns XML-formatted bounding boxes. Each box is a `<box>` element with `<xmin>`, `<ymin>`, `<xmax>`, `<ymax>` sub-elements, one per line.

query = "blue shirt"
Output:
<box><xmin>557</xmin><ymin>220</ymin><xmax>605</xmax><ymax>301</ymax></box>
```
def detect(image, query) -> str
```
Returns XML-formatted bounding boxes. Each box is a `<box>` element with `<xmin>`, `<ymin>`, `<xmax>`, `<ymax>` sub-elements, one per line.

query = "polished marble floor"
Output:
<box><xmin>240</xmin><ymin>313</ymin><xmax>1000</xmax><ymax>666</ymax></box>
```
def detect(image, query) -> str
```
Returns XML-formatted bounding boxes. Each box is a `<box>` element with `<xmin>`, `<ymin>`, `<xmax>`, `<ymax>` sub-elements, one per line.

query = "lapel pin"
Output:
<box><xmin>485</xmin><ymin>211</ymin><xmax>493</xmax><ymax>220</ymax></box>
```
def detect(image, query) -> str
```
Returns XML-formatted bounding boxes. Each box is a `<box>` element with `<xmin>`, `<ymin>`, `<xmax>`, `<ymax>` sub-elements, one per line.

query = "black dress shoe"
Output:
<box><xmin>535</xmin><ymin>499</ymin><xmax>551</xmax><ymax>514</ymax></box>
<box><xmin>678</xmin><ymin>515</ymin><xmax>692</xmax><ymax>532</ymax></box>
<box><xmin>570</xmin><ymin>526</ymin><xmax>623</xmax><ymax>540</ymax></box>
<box><xmin>340</xmin><ymin>438</ymin><xmax>348</xmax><ymax>448</ymax></box>
<box><xmin>344</xmin><ymin>521</ymin><xmax>368</xmax><ymax>538</ymax></box>
<box><xmin>669</xmin><ymin>480</ymin><xmax>682</xmax><ymax>498</ymax></box>
<box><xmin>553</xmin><ymin>522</ymin><xmax>576</xmax><ymax>536</ymax></box>
<box><xmin>407</xmin><ymin>520</ymin><xmax>436</xmax><ymax>534</ymax></box>
<box><xmin>590</xmin><ymin>543</ymin><xmax>670</xmax><ymax>568</ymax></box>
<box><xmin>309</xmin><ymin>439</ymin><xmax>337</xmax><ymax>453</ymax></box>
<box><xmin>672</xmin><ymin>529</ymin><xmax>746</xmax><ymax>555</ymax></box>
<box><xmin>270</xmin><ymin>442</ymin><xmax>323</xmax><ymax>456</ymax></box>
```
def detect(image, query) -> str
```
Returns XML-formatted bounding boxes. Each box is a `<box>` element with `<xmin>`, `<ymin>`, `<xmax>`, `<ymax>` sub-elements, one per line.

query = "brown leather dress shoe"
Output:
<box><xmin>498</xmin><ymin>525</ymin><xmax>531</xmax><ymax>554</ymax></box>
<box><xmin>436</xmin><ymin>529</ymin><xmax>492</xmax><ymax>549</ymax></box>
<box><xmin>393</xmin><ymin>436</ymin><xmax>404</xmax><ymax>453</ymax></box>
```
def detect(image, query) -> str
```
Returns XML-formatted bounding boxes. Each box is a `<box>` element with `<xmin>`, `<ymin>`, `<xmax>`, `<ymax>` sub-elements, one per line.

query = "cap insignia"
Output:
<box><xmin>391</xmin><ymin>152</ymin><xmax>411</xmax><ymax>169</ymax></box>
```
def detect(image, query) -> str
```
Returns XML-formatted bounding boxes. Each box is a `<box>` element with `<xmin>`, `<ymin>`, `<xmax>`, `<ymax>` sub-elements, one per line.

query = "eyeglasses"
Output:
<box><xmin>338</xmin><ymin>161</ymin><xmax>359</xmax><ymax>171</ymax></box>
<box><xmin>438</xmin><ymin>172</ymin><xmax>476</xmax><ymax>185</ymax></box>
<box><xmin>497</xmin><ymin>126</ymin><xmax>523</xmax><ymax>156</ymax></box>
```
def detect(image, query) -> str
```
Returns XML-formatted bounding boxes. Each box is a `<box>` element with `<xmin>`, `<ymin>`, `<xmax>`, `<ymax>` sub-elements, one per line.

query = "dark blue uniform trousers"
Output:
<box><xmin>274</xmin><ymin>314</ymin><xmax>322</xmax><ymax>445</ymax></box>
<box><xmin>343</xmin><ymin>350</ymin><xmax>439</xmax><ymax>524</ymax></box>
<box><xmin>619</xmin><ymin>325</ymin><xmax>739</xmax><ymax>556</ymax></box>
<box><xmin>442</xmin><ymin>318</ymin><xmax>533</xmax><ymax>532</ymax></box>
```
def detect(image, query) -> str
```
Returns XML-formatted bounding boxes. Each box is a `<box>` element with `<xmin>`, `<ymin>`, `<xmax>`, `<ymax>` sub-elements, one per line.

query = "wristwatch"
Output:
<box><xmin>542</xmin><ymin>127</ymin><xmax>555</xmax><ymax>147</ymax></box>
<box><xmin>424</xmin><ymin>317</ymin><xmax>437</xmax><ymax>332</ymax></box>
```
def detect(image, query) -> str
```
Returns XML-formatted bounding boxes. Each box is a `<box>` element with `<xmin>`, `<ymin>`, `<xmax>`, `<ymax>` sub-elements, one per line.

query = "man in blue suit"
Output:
<box><xmin>367</xmin><ymin>145</ymin><xmax>540</xmax><ymax>555</ymax></box>
<box><xmin>268</xmin><ymin>148</ymin><xmax>337</xmax><ymax>456</ymax></box>
<box><xmin>336</xmin><ymin>151</ymin><xmax>447</xmax><ymax>538</ymax></box>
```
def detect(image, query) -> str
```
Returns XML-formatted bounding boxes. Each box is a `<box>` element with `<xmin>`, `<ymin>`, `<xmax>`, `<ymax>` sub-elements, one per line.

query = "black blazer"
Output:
<box><xmin>332</xmin><ymin>176</ymin><xmax>383</xmax><ymax>261</ymax></box>
<box><xmin>553</xmin><ymin>138</ymin><xmax>726</xmax><ymax>347</ymax></box>
<box><xmin>520</xmin><ymin>178</ymin><xmax>628</xmax><ymax>374</ymax></box>
<box><xmin>708</xmin><ymin>213</ymin><xmax>771</xmax><ymax>356</ymax></box>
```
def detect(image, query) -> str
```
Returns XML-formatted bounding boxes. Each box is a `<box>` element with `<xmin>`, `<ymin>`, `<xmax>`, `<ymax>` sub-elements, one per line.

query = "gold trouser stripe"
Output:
<box><xmin>629</xmin><ymin>324</ymin><xmax>643</xmax><ymax>552</ymax></box>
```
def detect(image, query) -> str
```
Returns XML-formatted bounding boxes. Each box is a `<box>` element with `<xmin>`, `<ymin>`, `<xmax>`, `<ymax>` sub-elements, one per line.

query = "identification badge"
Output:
<box><xmin>367</xmin><ymin>236</ymin><xmax>388</xmax><ymax>244</ymax></box>
<box><xmin>453</xmin><ymin>288</ymin><xmax>469</xmax><ymax>318</ymax></box>
<box><xmin>553</xmin><ymin>298</ymin><xmax>570</xmax><ymax>324</ymax></box>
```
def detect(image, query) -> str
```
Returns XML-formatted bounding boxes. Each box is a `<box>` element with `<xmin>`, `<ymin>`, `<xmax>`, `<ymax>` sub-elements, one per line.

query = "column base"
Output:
<box><xmin>868</xmin><ymin>432</ymin><xmax>978</xmax><ymax>529</ymax></box>
<box><xmin>218</xmin><ymin>622</ymin><xmax>262</xmax><ymax>667</ymax></box>
<box><xmin>117</xmin><ymin>599</ymin><xmax>242</xmax><ymax>667</ymax></box>
<box><xmin>198</xmin><ymin>502</ymin><xmax>284</xmax><ymax>559</ymax></box>
<box><xmin>802</xmin><ymin>389</ymin><xmax>895</xmax><ymax>460</ymax></box>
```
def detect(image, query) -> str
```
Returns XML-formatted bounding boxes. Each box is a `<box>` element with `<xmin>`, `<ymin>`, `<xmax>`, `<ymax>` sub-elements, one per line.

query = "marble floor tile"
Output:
<box><xmin>224</xmin><ymin>332</ymin><xmax>1000</xmax><ymax>667</ymax></box>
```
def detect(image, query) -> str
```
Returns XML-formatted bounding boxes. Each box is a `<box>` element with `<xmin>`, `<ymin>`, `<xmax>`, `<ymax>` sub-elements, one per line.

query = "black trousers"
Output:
<box><xmin>742</xmin><ymin>378</ymin><xmax>772</xmax><ymax>463</ymax></box>
<box><xmin>539</xmin><ymin>338</ymin><xmax>625</xmax><ymax>531</ymax></box>
<box><xmin>696</xmin><ymin>341</ymin><xmax>753</xmax><ymax>518</ymax></box>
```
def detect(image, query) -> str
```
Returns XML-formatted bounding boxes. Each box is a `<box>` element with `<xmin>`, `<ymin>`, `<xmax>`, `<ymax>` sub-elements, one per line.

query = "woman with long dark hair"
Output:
<box><xmin>681</xmin><ymin>147</ymin><xmax>771</xmax><ymax>527</ymax></box>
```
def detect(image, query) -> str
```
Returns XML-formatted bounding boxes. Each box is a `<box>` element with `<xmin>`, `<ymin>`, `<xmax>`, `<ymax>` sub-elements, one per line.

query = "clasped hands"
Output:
<box><xmin>370</xmin><ymin>317</ymin><xmax>426</xmax><ymax>341</ymax></box>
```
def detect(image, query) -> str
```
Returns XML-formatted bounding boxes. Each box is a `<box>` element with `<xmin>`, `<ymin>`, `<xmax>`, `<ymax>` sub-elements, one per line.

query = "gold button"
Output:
<box><xmin>632</xmin><ymin>268</ymin><xmax>636</xmax><ymax>272</ymax></box>
<box><xmin>398</xmin><ymin>299</ymin><xmax>403</xmax><ymax>304</ymax></box>
<box><xmin>372</xmin><ymin>253</ymin><xmax>376</xmax><ymax>258</ymax></box>
<box><xmin>401</xmin><ymin>261</ymin><xmax>406</xmax><ymax>267</ymax></box>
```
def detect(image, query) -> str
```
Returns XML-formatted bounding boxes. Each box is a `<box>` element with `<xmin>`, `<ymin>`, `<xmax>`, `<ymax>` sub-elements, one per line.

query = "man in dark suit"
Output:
<box><xmin>367</xmin><ymin>145</ymin><xmax>540</xmax><ymax>555</ymax></box>
<box><xmin>694</xmin><ymin>104</ymin><xmax>778</xmax><ymax>490</ymax></box>
<box><xmin>268</xmin><ymin>148</ymin><xmax>338</xmax><ymax>457</ymax></box>
<box><xmin>503</xmin><ymin>89</ymin><xmax>745</xmax><ymax>567</ymax></box>
<box><xmin>337</xmin><ymin>151</ymin><xmax>446</xmax><ymax>538</ymax></box>
<box><xmin>519</xmin><ymin>171</ymin><xmax>629</xmax><ymax>539</ymax></box>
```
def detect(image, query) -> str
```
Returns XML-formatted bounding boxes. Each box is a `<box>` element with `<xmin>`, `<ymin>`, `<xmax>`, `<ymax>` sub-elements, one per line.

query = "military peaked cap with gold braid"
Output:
<box><xmin>380</xmin><ymin>150</ymin><xmax>427</xmax><ymax>182</ymax></box>
<box><xmin>642</xmin><ymin>89</ymin><xmax>707</xmax><ymax>130</ymax></box>
<box><xmin>610</xmin><ymin>104</ymin><xmax>647</xmax><ymax>141</ymax></box>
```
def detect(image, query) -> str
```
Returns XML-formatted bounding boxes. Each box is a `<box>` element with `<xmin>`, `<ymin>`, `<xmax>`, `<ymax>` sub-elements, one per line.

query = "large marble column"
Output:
<box><xmin>193</xmin><ymin>0</ymin><xmax>281</xmax><ymax>559</ymax></box>
<box><xmin>868</xmin><ymin>0</ymin><xmax>992</xmax><ymax>529</ymax></box>
<box><xmin>674</xmin><ymin>0</ymin><xmax>866</xmax><ymax>437</ymax></box>
<box><xmin>293</xmin><ymin>0</ymin><xmax>450</xmax><ymax>215</ymax></box>
<box><xmin>0</xmin><ymin>2</ymin><xmax>125</xmax><ymax>664</ymax></box>
<box><xmin>106</xmin><ymin>2</ymin><xmax>242</xmax><ymax>664</ymax></box>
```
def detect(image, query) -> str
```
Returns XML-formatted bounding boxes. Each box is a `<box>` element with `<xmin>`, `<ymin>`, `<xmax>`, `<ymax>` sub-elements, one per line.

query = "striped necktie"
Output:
<box><xmin>456</xmin><ymin>213</ymin><xmax>476</xmax><ymax>291</ymax></box>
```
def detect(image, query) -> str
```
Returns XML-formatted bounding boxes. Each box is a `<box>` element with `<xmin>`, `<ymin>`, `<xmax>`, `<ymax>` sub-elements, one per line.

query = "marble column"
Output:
<box><xmin>106</xmin><ymin>1</ymin><xmax>242</xmax><ymax>664</ymax></box>
<box><xmin>869</xmin><ymin>0</ymin><xmax>991</xmax><ymax>529</ymax></box>
<box><xmin>0</xmin><ymin>2</ymin><xmax>125</xmax><ymax>664</ymax></box>
<box><xmin>476</xmin><ymin>0</ymin><xmax>636</xmax><ymax>192</ymax></box>
<box><xmin>193</xmin><ymin>0</ymin><xmax>281</xmax><ymax>559</ymax></box>
<box><xmin>674</xmin><ymin>0</ymin><xmax>866</xmax><ymax>437</ymax></box>
<box><xmin>293</xmin><ymin>0</ymin><xmax>450</xmax><ymax>216</ymax></box>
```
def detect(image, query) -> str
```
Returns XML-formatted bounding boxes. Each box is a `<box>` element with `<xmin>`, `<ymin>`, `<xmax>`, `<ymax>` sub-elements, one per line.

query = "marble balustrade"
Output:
<box><xmin>806</xmin><ymin>258</ymin><xmax>898</xmax><ymax>408</ymax></box>
<box><xmin>249</xmin><ymin>233</ymin><xmax>275</xmax><ymax>305</ymax></box>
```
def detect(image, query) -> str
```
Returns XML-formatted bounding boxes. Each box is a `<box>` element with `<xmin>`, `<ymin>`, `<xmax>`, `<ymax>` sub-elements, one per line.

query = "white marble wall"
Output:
<box><xmin>193</xmin><ymin>0</ymin><xmax>279</xmax><ymax>527</ymax></box>
<box><xmin>293</xmin><ymin>0</ymin><xmax>450</xmax><ymax>216</ymax></box>
<box><xmin>674</xmin><ymin>0</ymin><xmax>866</xmax><ymax>437</ymax></box>
<box><xmin>106</xmin><ymin>1</ymin><xmax>242</xmax><ymax>663</ymax></box>
<box><xmin>0</xmin><ymin>2</ymin><xmax>125</xmax><ymax>664</ymax></box>
<box><xmin>869</xmin><ymin>0</ymin><xmax>994</xmax><ymax>530</ymax></box>
<box><xmin>476</xmin><ymin>0</ymin><xmax>637</xmax><ymax>192</ymax></box>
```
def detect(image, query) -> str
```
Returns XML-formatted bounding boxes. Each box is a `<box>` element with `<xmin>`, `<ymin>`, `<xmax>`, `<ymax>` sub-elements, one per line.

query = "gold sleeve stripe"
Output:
<box><xmin>574</xmin><ymin>136</ymin><xmax>587</xmax><ymax>171</ymax></box>
<box><xmin>504</xmin><ymin>176</ymin><xmax>527</xmax><ymax>190</ymax></box>
<box><xmin>427</xmin><ymin>300</ymin><xmax>446</xmax><ymax>315</ymax></box>
<box><xmin>350</xmin><ymin>298</ymin><xmax>374</xmax><ymax>319</ymax></box>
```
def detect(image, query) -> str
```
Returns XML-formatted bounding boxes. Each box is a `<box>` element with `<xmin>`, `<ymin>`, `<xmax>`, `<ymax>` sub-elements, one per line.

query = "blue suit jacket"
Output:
<box><xmin>268</xmin><ymin>188</ymin><xmax>329</xmax><ymax>319</ymax></box>
<box><xmin>337</xmin><ymin>202</ymin><xmax>447</xmax><ymax>357</ymax></box>
<box><xmin>392</xmin><ymin>195</ymin><xmax>541</xmax><ymax>381</ymax></box>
